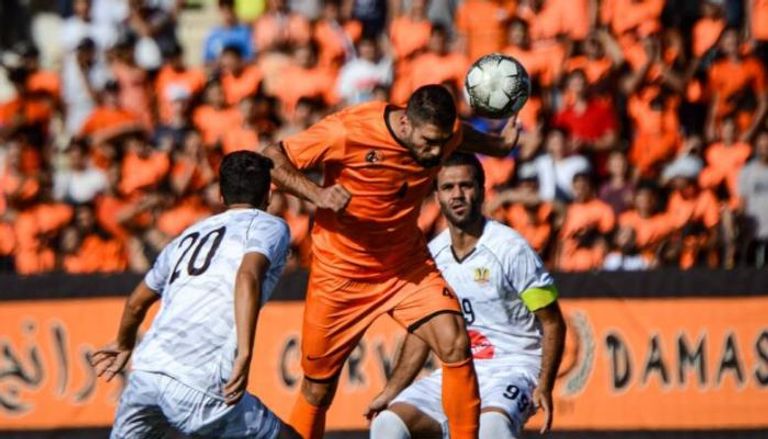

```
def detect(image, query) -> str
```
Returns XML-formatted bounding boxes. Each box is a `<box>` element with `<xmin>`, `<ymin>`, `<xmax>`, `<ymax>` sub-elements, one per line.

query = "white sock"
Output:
<box><xmin>479</xmin><ymin>411</ymin><xmax>517</xmax><ymax>439</ymax></box>
<box><xmin>369</xmin><ymin>410</ymin><xmax>411</xmax><ymax>439</ymax></box>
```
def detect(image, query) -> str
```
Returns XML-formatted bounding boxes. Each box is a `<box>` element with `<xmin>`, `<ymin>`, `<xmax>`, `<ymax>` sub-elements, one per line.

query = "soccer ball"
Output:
<box><xmin>464</xmin><ymin>54</ymin><xmax>531</xmax><ymax>119</ymax></box>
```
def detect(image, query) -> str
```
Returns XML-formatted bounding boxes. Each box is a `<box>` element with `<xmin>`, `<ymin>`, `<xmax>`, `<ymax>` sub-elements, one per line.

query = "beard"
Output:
<box><xmin>440</xmin><ymin>200</ymin><xmax>483</xmax><ymax>228</ymax></box>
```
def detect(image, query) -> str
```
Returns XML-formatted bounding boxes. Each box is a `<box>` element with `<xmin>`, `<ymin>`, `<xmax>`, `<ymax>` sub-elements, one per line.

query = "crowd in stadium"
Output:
<box><xmin>1</xmin><ymin>0</ymin><xmax>767</xmax><ymax>275</ymax></box>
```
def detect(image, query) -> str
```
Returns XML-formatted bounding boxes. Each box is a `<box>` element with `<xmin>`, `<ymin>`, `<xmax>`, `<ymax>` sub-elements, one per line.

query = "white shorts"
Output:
<box><xmin>391</xmin><ymin>360</ymin><xmax>538</xmax><ymax>438</ymax></box>
<box><xmin>111</xmin><ymin>370</ymin><xmax>281</xmax><ymax>439</ymax></box>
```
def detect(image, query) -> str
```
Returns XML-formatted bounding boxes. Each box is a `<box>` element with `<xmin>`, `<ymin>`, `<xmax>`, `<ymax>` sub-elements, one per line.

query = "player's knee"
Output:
<box><xmin>435</xmin><ymin>328</ymin><xmax>471</xmax><ymax>363</ymax></box>
<box><xmin>301</xmin><ymin>377</ymin><xmax>338</xmax><ymax>407</ymax></box>
<box><xmin>479</xmin><ymin>411</ymin><xmax>517</xmax><ymax>439</ymax></box>
<box><xmin>370</xmin><ymin>410</ymin><xmax>411</xmax><ymax>439</ymax></box>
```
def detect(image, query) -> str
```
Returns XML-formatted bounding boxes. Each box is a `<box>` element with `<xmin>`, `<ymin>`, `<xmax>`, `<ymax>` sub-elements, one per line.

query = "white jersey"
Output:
<box><xmin>132</xmin><ymin>208</ymin><xmax>290</xmax><ymax>398</ymax></box>
<box><xmin>429</xmin><ymin>220</ymin><xmax>557</xmax><ymax>369</ymax></box>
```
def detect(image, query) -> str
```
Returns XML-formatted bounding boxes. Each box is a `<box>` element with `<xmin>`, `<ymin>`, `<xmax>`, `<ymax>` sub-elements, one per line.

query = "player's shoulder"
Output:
<box><xmin>340</xmin><ymin>101</ymin><xmax>388</xmax><ymax>119</ymax></box>
<box><xmin>428</xmin><ymin>228</ymin><xmax>452</xmax><ymax>259</ymax></box>
<box><xmin>242</xmin><ymin>209</ymin><xmax>290</xmax><ymax>235</ymax></box>
<box><xmin>479</xmin><ymin>220</ymin><xmax>536</xmax><ymax>260</ymax></box>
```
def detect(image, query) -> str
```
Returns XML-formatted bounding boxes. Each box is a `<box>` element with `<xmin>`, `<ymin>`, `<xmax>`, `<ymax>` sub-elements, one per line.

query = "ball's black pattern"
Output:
<box><xmin>464</xmin><ymin>53</ymin><xmax>531</xmax><ymax>119</ymax></box>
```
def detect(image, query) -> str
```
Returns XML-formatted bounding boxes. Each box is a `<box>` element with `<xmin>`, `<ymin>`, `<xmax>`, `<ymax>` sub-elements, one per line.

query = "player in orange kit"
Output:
<box><xmin>262</xmin><ymin>85</ymin><xmax>520</xmax><ymax>439</ymax></box>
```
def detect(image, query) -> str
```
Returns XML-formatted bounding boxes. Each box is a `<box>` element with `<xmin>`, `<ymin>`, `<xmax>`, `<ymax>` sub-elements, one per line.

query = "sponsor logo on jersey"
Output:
<box><xmin>468</xmin><ymin>329</ymin><xmax>495</xmax><ymax>359</ymax></box>
<box><xmin>365</xmin><ymin>149</ymin><xmax>383</xmax><ymax>163</ymax></box>
<box><xmin>473</xmin><ymin>267</ymin><xmax>490</xmax><ymax>284</ymax></box>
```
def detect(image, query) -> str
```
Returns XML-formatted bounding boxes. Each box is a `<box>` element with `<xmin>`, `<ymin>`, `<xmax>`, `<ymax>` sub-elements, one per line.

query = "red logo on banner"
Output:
<box><xmin>469</xmin><ymin>329</ymin><xmax>495</xmax><ymax>359</ymax></box>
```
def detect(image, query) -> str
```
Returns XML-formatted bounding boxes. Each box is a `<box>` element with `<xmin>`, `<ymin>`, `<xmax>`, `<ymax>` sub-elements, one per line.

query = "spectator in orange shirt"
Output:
<box><xmin>502</xmin><ymin>18</ymin><xmax>559</xmax><ymax>87</ymax></box>
<box><xmin>625</xmin><ymin>82</ymin><xmax>682</xmax><ymax>177</ymax></box>
<box><xmin>564</xmin><ymin>30</ymin><xmax>624</xmax><ymax>91</ymax></box>
<box><xmin>618</xmin><ymin>182</ymin><xmax>674</xmax><ymax>263</ymax></box>
<box><xmin>110</xmin><ymin>37</ymin><xmax>154</xmax><ymax>129</ymax></box>
<box><xmin>389</xmin><ymin>0</ymin><xmax>432</xmax><ymax>60</ymax></box>
<box><xmin>252</xmin><ymin>0</ymin><xmax>311</xmax><ymax>52</ymax></box>
<box><xmin>60</xmin><ymin>204</ymin><xmax>127</xmax><ymax>273</ymax></box>
<box><xmin>154</xmin><ymin>42</ymin><xmax>206</xmax><ymax>125</ymax></box>
<box><xmin>119</xmin><ymin>133</ymin><xmax>170</xmax><ymax>196</ymax></box>
<box><xmin>17</xmin><ymin>42</ymin><xmax>60</xmax><ymax>108</ymax></box>
<box><xmin>455</xmin><ymin>0</ymin><xmax>513</xmax><ymax>63</ymax></box>
<box><xmin>219</xmin><ymin>44</ymin><xmax>263</xmax><ymax>105</ymax></box>
<box><xmin>170</xmin><ymin>131</ymin><xmax>215</xmax><ymax>197</ymax></box>
<box><xmin>706</xmin><ymin>27</ymin><xmax>768</xmax><ymax>142</ymax></box>
<box><xmin>489</xmin><ymin>169</ymin><xmax>553</xmax><ymax>255</ymax></box>
<box><xmin>662</xmin><ymin>155</ymin><xmax>721</xmax><ymax>269</ymax></box>
<box><xmin>313</xmin><ymin>0</ymin><xmax>362</xmax><ymax>71</ymax></box>
<box><xmin>699</xmin><ymin>117</ymin><xmax>752</xmax><ymax>208</ymax></box>
<box><xmin>601</xmin><ymin>0</ymin><xmax>664</xmax><ymax>37</ymax></box>
<box><xmin>556</xmin><ymin>172</ymin><xmax>616</xmax><ymax>272</ymax></box>
<box><xmin>13</xmin><ymin>179</ymin><xmax>74</xmax><ymax>274</ymax></box>
<box><xmin>222</xmin><ymin>95</ymin><xmax>261</xmax><ymax>155</ymax></box>
<box><xmin>192</xmin><ymin>80</ymin><xmax>242</xmax><ymax>148</ymax></box>
<box><xmin>746</xmin><ymin>0</ymin><xmax>768</xmax><ymax>66</ymax></box>
<box><xmin>80</xmin><ymin>80</ymin><xmax>145</xmax><ymax>144</ymax></box>
<box><xmin>401</xmin><ymin>25</ymin><xmax>468</xmax><ymax>102</ymax></box>
<box><xmin>692</xmin><ymin>1</ymin><xmax>725</xmax><ymax>58</ymax></box>
<box><xmin>0</xmin><ymin>67</ymin><xmax>55</xmax><ymax>143</ymax></box>
<box><xmin>271</xmin><ymin>43</ymin><xmax>338</xmax><ymax>118</ymax></box>
<box><xmin>517</xmin><ymin>0</ymin><xmax>594</xmax><ymax>43</ymax></box>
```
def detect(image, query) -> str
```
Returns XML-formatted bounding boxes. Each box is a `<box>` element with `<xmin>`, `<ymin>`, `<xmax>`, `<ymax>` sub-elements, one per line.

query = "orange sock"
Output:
<box><xmin>442</xmin><ymin>357</ymin><xmax>480</xmax><ymax>439</ymax></box>
<box><xmin>288</xmin><ymin>393</ymin><xmax>327</xmax><ymax>439</ymax></box>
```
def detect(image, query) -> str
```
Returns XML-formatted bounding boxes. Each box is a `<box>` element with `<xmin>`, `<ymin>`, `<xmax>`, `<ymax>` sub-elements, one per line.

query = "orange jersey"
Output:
<box><xmin>281</xmin><ymin>101</ymin><xmax>462</xmax><ymax>279</ymax></box>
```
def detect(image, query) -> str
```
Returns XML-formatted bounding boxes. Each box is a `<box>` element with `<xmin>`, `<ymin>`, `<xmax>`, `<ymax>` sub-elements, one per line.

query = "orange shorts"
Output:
<box><xmin>300</xmin><ymin>262</ymin><xmax>462</xmax><ymax>381</ymax></box>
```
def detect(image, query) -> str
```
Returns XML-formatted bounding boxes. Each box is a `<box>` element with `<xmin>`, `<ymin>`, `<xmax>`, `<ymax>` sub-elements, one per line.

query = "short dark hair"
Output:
<box><xmin>441</xmin><ymin>152</ymin><xmax>486</xmax><ymax>190</ymax></box>
<box><xmin>219</xmin><ymin>151</ymin><xmax>274</xmax><ymax>206</ymax></box>
<box><xmin>406</xmin><ymin>85</ymin><xmax>457</xmax><ymax>131</ymax></box>
<box><xmin>221</xmin><ymin>44</ymin><xmax>243</xmax><ymax>58</ymax></box>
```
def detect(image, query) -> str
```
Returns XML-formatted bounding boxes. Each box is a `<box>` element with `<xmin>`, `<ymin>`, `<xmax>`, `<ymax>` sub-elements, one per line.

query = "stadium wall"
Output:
<box><xmin>1</xmin><ymin>270</ymin><xmax>767</xmax><ymax>438</ymax></box>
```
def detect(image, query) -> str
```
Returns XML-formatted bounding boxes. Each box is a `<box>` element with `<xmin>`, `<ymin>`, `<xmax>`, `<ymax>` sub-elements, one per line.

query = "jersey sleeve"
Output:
<box><xmin>144</xmin><ymin>241</ymin><xmax>176</xmax><ymax>295</ymax></box>
<box><xmin>244</xmin><ymin>217</ymin><xmax>291</xmax><ymax>266</ymax></box>
<box><xmin>280</xmin><ymin>112</ymin><xmax>347</xmax><ymax>170</ymax></box>
<box><xmin>504</xmin><ymin>240</ymin><xmax>558</xmax><ymax>312</ymax></box>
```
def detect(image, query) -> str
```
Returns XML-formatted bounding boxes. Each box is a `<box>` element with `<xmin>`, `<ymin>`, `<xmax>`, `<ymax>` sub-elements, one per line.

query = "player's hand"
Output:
<box><xmin>315</xmin><ymin>184</ymin><xmax>351</xmax><ymax>213</ymax></box>
<box><xmin>223</xmin><ymin>354</ymin><xmax>251</xmax><ymax>405</ymax></box>
<box><xmin>364</xmin><ymin>390</ymin><xmax>395</xmax><ymax>420</ymax></box>
<box><xmin>532</xmin><ymin>386</ymin><xmax>554</xmax><ymax>434</ymax></box>
<box><xmin>501</xmin><ymin>113</ymin><xmax>522</xmax><ymax>150</ymax></box>
<box><xmin>91</xmin><ymin>343</ymin><xmax>132</xmax><ymax>382</ymax></box>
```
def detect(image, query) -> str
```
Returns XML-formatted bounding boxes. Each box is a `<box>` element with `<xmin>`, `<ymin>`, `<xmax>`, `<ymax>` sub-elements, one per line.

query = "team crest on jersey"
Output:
<box><xmin>365</xmin><ymin>149</ymin><xmax>383</xmax><ymax>163</ymax></box>
<box><xmin>473</xmin><ymin>267</ymin><xmax>490</xmax><ymax>284</ymax></box>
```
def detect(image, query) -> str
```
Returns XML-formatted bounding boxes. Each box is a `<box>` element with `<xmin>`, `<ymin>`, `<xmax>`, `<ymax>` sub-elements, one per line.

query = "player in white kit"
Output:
<box><xmin>92</xmin><ymin>151</ymin><xmax>299</xmax><ymax>438</ymax></box>
<box><xmin>367</xmin><ymin>153</ymin><xmax>567</xmax><ymax>438</ymax></box>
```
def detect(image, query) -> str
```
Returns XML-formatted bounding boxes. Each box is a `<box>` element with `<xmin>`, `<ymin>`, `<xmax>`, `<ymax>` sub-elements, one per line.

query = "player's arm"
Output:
<box><xmin>223</xmin><ymin>251</ymin><xmax>270</xmax><ymax>405</ymax></box>
<box><xmin>91</xmin><ymin>281</ymin><xmax>160</xmax><ymax>381</ymax></box>
<box><xmin>532</xmin><ymin>300</ymin><xmax>566</xmax><ymax>434</ymax></box>
<box><xmin>261</xmin><ymin>142</ymin><xmax>348</xmax><ymax>212</ymax></box>
<box><xmin>458</xmin><ymin>114</ymin><xmax>522</xmax><ymax>157</ymax></box>
<box><xmin>260</xmin><ymin>113</ymin><xmax>351</xmax><ymax>212</ymax></box>
<box><xmin>365</xmin><ymin>332</ymin><xmax>430</xmax><ymax>418</ymax></box>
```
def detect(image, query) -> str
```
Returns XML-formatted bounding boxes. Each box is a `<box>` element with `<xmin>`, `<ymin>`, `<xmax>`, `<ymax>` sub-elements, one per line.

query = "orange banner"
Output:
<box><xmin>1</xmin><ymin>297</ymin><xmax>766</xmax><ymax>431</ymax></box>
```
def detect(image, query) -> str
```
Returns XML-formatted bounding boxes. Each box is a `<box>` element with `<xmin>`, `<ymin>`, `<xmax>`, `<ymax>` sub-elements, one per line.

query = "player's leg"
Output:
<box><xmin>477</xmin><ymin>367</ymin><xmax>538</xmax><ymax>439</ymax></box>
<box><xmin>289</xmin><ymin>270</ymin><xmax>383</xmax><ymax>439</ymax></box>
<box><xmin>370</xmin><ymin>404</ymin><xmax>443</xmax><ymax>439</ymax></box>
<box><xmin>371</xmin><ymin>370</ymin><xmax>445</xmax><ymax>439</ymax></box>
<box><xmin>111</xmin><ymin>371</ymin><xmax>172</xmax><ymax>439</ymax></box>
<box><xmin>158</xmin><ymin>374</ymin><xmax>293</xmax><ymax>439</ymax></box>
<box><xmin>390</xmin><ymin>270</ymin><xmax>480</xmax><ymax>439</ymax></box>
<box><xmin>479</xmin><ymin>408</ymin><xmax>517</xmax><ymax>439</ymax></box>
<box><xmin>411</xmin><ymin>312</ymin><xmax>480</xmax><ymax>439</ymax></box>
